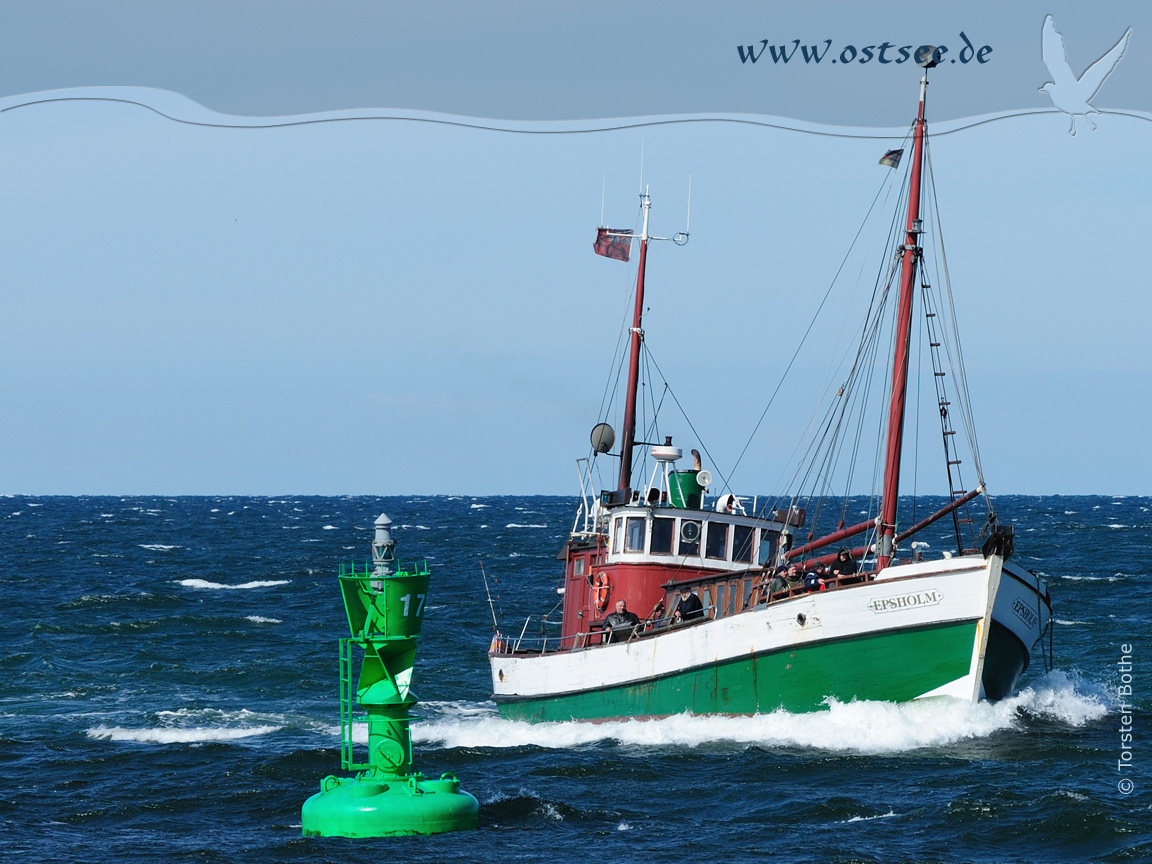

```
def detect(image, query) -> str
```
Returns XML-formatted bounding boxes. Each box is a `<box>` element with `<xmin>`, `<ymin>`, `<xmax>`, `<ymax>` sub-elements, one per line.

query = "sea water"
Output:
<box><xmin>0</xmin><ymin>495</ymin><xmax>1147</xmax><ymax>862</ymax></box>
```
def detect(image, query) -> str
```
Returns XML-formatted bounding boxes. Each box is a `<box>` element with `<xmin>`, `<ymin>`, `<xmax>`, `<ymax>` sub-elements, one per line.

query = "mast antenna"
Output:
<box><xmin>639</xmin><ymin>138</ymin><xmax>645</xmax><ymax>193</ymax></box>
<box><xmin>600</xmin><ymin>170</ymin><xmax>606</xmax><ymax>227</ymax></box>
<box><xmin>479</xmin><ymin>560</ymin><xmax>499</xmax><ymax>630</ymax></box>
<box><xmin>675</xmin><ymin>174</ymin><xmax>692</xmax><ymax>245</ymax></box>
<box><xmin>686</xmin><ymin>174</ymin><xmax>692</xmax><ymax>233</ymax></box>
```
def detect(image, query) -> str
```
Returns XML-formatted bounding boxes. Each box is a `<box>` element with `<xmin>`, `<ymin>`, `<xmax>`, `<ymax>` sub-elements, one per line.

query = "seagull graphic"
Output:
<box><xmin>1039</xmin><ymin>15</ymin><xmax>1131</xmax><ymax>135</ymax></box>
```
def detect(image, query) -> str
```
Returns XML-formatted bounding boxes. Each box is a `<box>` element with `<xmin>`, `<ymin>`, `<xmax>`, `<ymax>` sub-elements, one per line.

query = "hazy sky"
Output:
<box><xmin>2</xmin><ymin>2</ymin><xmax>1148</xmax><ymax>495</ymax></box>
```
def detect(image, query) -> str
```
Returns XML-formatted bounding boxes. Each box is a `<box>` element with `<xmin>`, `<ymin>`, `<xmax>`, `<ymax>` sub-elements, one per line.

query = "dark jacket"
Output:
<box><xmin>674</xmin><ymin>591</ymin><xmax>704</xmax><ymax>622</ymax></box>
<box><xmin>604</xmin><ymin>610</ymin><xmax>641</xmax><ymax>642</ymax></box>
<box><xmin>832</xmin><ymin>551</ymin><xmax>858</xmax><ymax>576</ymax></box>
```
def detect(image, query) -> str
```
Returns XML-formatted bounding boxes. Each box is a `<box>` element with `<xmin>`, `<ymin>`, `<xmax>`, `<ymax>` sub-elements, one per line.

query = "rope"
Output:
<box><xmin>727</xmin><ymin>130</ymin><xmax>913</xmax><ymax>495</ymax></box>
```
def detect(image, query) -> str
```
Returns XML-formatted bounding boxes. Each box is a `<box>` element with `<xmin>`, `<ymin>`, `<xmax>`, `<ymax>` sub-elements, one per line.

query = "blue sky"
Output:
<box><xmin>1</xmin><ymin>3</ymin><xmax>1148</xmax><ymax>495</ymax></box>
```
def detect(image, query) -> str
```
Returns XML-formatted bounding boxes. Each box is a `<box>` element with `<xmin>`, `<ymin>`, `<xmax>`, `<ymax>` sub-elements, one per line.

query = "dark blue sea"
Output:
<box><xmin>2</xmin><ymin>495</ymin><xmax>1148</xmax><ymax>863</ymax></box>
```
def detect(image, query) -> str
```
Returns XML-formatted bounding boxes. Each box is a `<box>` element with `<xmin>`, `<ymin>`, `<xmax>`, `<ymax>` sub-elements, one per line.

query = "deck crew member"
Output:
<box><xmin>831</xmin><ymin>548</ymin><xmax>858</xmax><ymax>576</ymax></box>
<box><xmin>604</xmin><ymin>599</ymin><xmax>641</xmax><ymax>643</ymax></box>
<box><xmin>672</xmin><ymin>587</ymin><xmax>704</xmax><ymax>624</ymax></box>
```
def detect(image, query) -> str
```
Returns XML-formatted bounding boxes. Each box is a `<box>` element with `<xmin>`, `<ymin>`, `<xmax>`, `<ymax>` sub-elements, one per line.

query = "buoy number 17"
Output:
<box><xmin>399</xmin><ymin>593</ymin><xmax>426</xmax><ymax>617</ymax></box>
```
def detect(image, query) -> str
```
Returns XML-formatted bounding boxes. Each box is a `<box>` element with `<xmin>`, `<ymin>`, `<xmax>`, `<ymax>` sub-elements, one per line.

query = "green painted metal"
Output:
<box><xmin>667</xmin><ymin>470</ymin><xmax>702</xmax><ymax>509</ymax></box>
<box><xmin>495</xmin><ymin>619</ymin><xmax>978</xmax><ymax>722</ymax></box>
<box><xmin>302</xmin><ymin>519</ymin><xmax>478</xmax><ymax>837</ymax></box>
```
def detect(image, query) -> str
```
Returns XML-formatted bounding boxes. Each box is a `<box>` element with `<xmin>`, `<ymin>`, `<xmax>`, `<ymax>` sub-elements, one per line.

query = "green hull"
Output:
<box><xmin>495</xmin><ymin>620</ymin><xmax>978</xmax><ymax>721</ymax></box>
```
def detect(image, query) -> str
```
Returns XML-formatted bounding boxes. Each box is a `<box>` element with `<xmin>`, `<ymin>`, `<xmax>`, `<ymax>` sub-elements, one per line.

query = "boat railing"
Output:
<box><xmin>662</xmin><ymin>566</ymin><xmax>875</xmax><ymax>622</ymax></box>
<box><xmin>572</xmin><ymin>457</ymin><xmax>611</xmax><ymax>535</ymax></box>
<box><xmin>489</xmin><ymin>567</ymin><xmax>877</xmax><ymax>658</ymax></box>
<box><xmin>337</xmin><ymin>559</ymin><xmax>431</xmax><ymax>581</ymax></box>
<box><xmin>492</xmin><ymin>620</ymin><xmax>604</xmax><ymax>655</ymax></box>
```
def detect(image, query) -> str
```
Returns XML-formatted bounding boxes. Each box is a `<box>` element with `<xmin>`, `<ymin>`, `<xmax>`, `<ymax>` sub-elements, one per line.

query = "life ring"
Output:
<box><xmin>592</xmin><ymin>573</ymin><xmax>610</xmax><ymax>613</ymax></box>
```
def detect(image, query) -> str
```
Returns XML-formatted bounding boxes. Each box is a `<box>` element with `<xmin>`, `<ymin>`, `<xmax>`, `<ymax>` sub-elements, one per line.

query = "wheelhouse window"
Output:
<box><xmin>573</xmin><ymin>557</ymin><xmax>586</xmax><ymax>577</ymax></box>
<box><xmin>758</xmin><ymin>529</ymin><xmax>779</xmax><ymax>567</ymax></box>
<box><xmin>650</xmin><ymin>517</ymin><xmax>675</xmax><ymax>555</ymax></box>
<box><xmin>625</xmin><ymin>517</ymin><xmax>646</xmax><ymax>553</ymax></box>
<box><xmin>733</xmin><ymin>525</ymin><xmax>754</xmax><ymax>563</ymax></box>
<box><xmin>705</xmin><ymin>522</ymin><xmax>729</xmax><ymax>560</ymax></box>
<box><xmin>612</xmin><ymin>518</ymin><xmax>623</xmax><ymax>554</ymax></box>
<box><xmin>678</xmin><ymin>520</ymin><xmax>701</xmax><ymax>556</ymax></box>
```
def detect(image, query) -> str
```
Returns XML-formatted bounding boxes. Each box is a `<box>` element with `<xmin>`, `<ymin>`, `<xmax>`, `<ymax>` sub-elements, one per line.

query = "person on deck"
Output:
<box><xmin>769</xmin><ymin>566</ymin><xmax>788</xmax><ymax>595</ymax></box>
<box><xmin>604</xmin><ymin>599</ymin><xmax>641</xmax><ymax>643</ymax></box>
<box><xmin>831</xmin><ymin>548</ymin><xmax>858</xmax><ymax>577</ymax></box>
<box><xmin>785</xmin><ymin>563</ymin><xmax>804</xmax><ymax>591</ymax></box>
<box><xmin>672</xmin><ymin>586</ymin><xmax>704</xmax><ymax>624</ymax></box>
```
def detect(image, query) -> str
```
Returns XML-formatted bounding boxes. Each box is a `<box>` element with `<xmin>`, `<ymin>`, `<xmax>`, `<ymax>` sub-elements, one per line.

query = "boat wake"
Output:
<box><xmin>86</xmin><ymin>707</ymin><xmax>315</xmax><ymax>744</ymax></box>
<box><xmin>412</xmin><ymin>671</ymin><xmax>1106</xmax><ymax>755</ymax></box>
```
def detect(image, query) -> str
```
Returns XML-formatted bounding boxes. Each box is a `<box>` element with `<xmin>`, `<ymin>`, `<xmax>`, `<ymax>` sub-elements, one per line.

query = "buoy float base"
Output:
<box><xmin>301</xmin><ymin>772</ymin><xmax>479</xmax><ymax>838</ymax></box>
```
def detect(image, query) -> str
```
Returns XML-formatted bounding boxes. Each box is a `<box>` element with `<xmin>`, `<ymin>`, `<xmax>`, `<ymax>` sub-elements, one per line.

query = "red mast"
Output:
<box><xmin>877</xmin><ymin>76</ymin><xmax>929</xmax><ymax>570</ymax></box>
<box><xmin>617</xmin><ymin>190</ymin><xmax>652</xmax><ymax>493</ymax></box>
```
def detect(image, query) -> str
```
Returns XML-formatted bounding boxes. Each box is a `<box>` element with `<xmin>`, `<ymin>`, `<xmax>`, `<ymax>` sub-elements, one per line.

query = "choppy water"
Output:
<box><xmin>1</xmin><ymin>495</ymin><xmax>1148</xmax><ymax>862</ymax></box>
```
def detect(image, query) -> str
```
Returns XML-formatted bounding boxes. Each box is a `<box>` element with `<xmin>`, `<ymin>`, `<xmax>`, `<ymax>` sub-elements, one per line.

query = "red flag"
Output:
<box><xmin>594</xmin><ymin>228</ymin><xmax>633</xmax><ymax>262</ymax></box>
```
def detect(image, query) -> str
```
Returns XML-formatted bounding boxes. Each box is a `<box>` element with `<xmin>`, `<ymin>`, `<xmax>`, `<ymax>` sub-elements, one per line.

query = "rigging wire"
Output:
<box><xmin>587</xmin><ymin>202</ymin><xmax>647</xmax><ymax>492</ymax></box>
<box><xmin>643</xmin><ymin>349</ymin><xmax>732</xmax><ymax>496</ymax></box>
<box><xmin>724</xmin><ymin>136</ymin><xmax>912</xmax><ymax>494</ymax></box>
<box><xmin>771</xmin><ymin>153</ymin><xmax>910</xmax><ymax>538</ymax></box>
<box><xmin>924</xmin><ymin>138</ymin><xmax>992</xmax><ymax>516</ymax></box>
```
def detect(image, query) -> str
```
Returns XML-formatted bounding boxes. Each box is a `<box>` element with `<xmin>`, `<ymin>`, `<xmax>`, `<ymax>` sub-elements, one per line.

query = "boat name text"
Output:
<box><xmin>867</xmin><ymin>589</ymin><xmax>943</xmax><ymax>614</ymax></box>
<box><xmin>1011</xmin><ymin>597</ymin><xmax>1039</xmax><ymax>629</ymax></box>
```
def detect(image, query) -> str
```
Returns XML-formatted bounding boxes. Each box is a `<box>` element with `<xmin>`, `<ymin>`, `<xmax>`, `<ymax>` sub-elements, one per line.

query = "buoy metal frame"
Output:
<box><xmin>301</xmin><ymin>514</ymin><xmax>479</xmax><ymax>837</ymax></box>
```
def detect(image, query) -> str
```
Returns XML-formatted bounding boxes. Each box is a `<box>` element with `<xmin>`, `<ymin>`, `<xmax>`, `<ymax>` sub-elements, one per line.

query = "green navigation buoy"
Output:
<box><xmin>301</xmin><ymin>514</ymin><xmax>479</xmax><ymax>837</ymax></box>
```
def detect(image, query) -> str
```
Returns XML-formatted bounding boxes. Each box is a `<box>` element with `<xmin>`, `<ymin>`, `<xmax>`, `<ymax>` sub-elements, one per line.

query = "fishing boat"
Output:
<box><xmin>488</xmin><ymin>64</ymin><xmax>1053</xmax><ymax>722</ymax></box>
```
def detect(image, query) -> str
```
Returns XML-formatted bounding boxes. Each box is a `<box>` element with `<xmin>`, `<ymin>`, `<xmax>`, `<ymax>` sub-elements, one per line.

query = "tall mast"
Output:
<box><xmin>877</xmin><ymin>75</ymin><xmax>928</xmax><ymax>570</ymax></box>
<box><xmin>617</xmin><ymin>189</ymin><xmax>652</xmax><ymax>493</ymax></box>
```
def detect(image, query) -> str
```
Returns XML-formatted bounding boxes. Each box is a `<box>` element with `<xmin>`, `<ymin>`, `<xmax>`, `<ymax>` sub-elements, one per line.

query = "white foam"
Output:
<box><xmin>842</xmin><ymin>810</ymin><xmax>898</xmax><ymax>823</ymax></box>
<box><xmin>244</xmin><ymin>615</ymin><xmax>282</xmax><ymax>624</ymax></box>
<box><xmin>87</xmin><ymin>707</ymin><xmax>295</xmax><ymax>744</ymax></box>
<box><xmin>1007</xmin><ymin>670</ymin><xmax>1109</xmax><ymax>723</ymax></box>
<box><xmin>1106</xmin><ymin>524</ymin><xmax>1128</xmax><ymax>529</ymax></box>
<box><xmin>411</xmin><ymin>672</ymin><xmax>1108</xmax><ymax>754</ymax></box>
<box><xmin>471</xmin><ymin>503</ymin><xmax>488</xmax><ymax>509</ymax></box>
<box><xmin>505</xmin><ymin>523</ymin><xmax>547</xmax><ymax>529</ymax></box>
<box><xmin>1055</xmin><ymin>619</ymin><xmax>1085</xmax><ymax>626</ymax></box>
<box><xmin>88</xmin><ymin>724</ymin><xmax>280</xmax><ymax>744</ymax></box>
<box><xmin>177</xmin><ymin>579</ymin><xmax>290</xmax><ymax>590</ymax></box>
<box><xmin>322</xmin><ymin>525</ymin><xmax>338</xmax><ymax>530</ymax></box>
<box><xmin>139</xmin><ymin>544</ymin><xmax>181</xmax><ymax>551</ymax></box>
